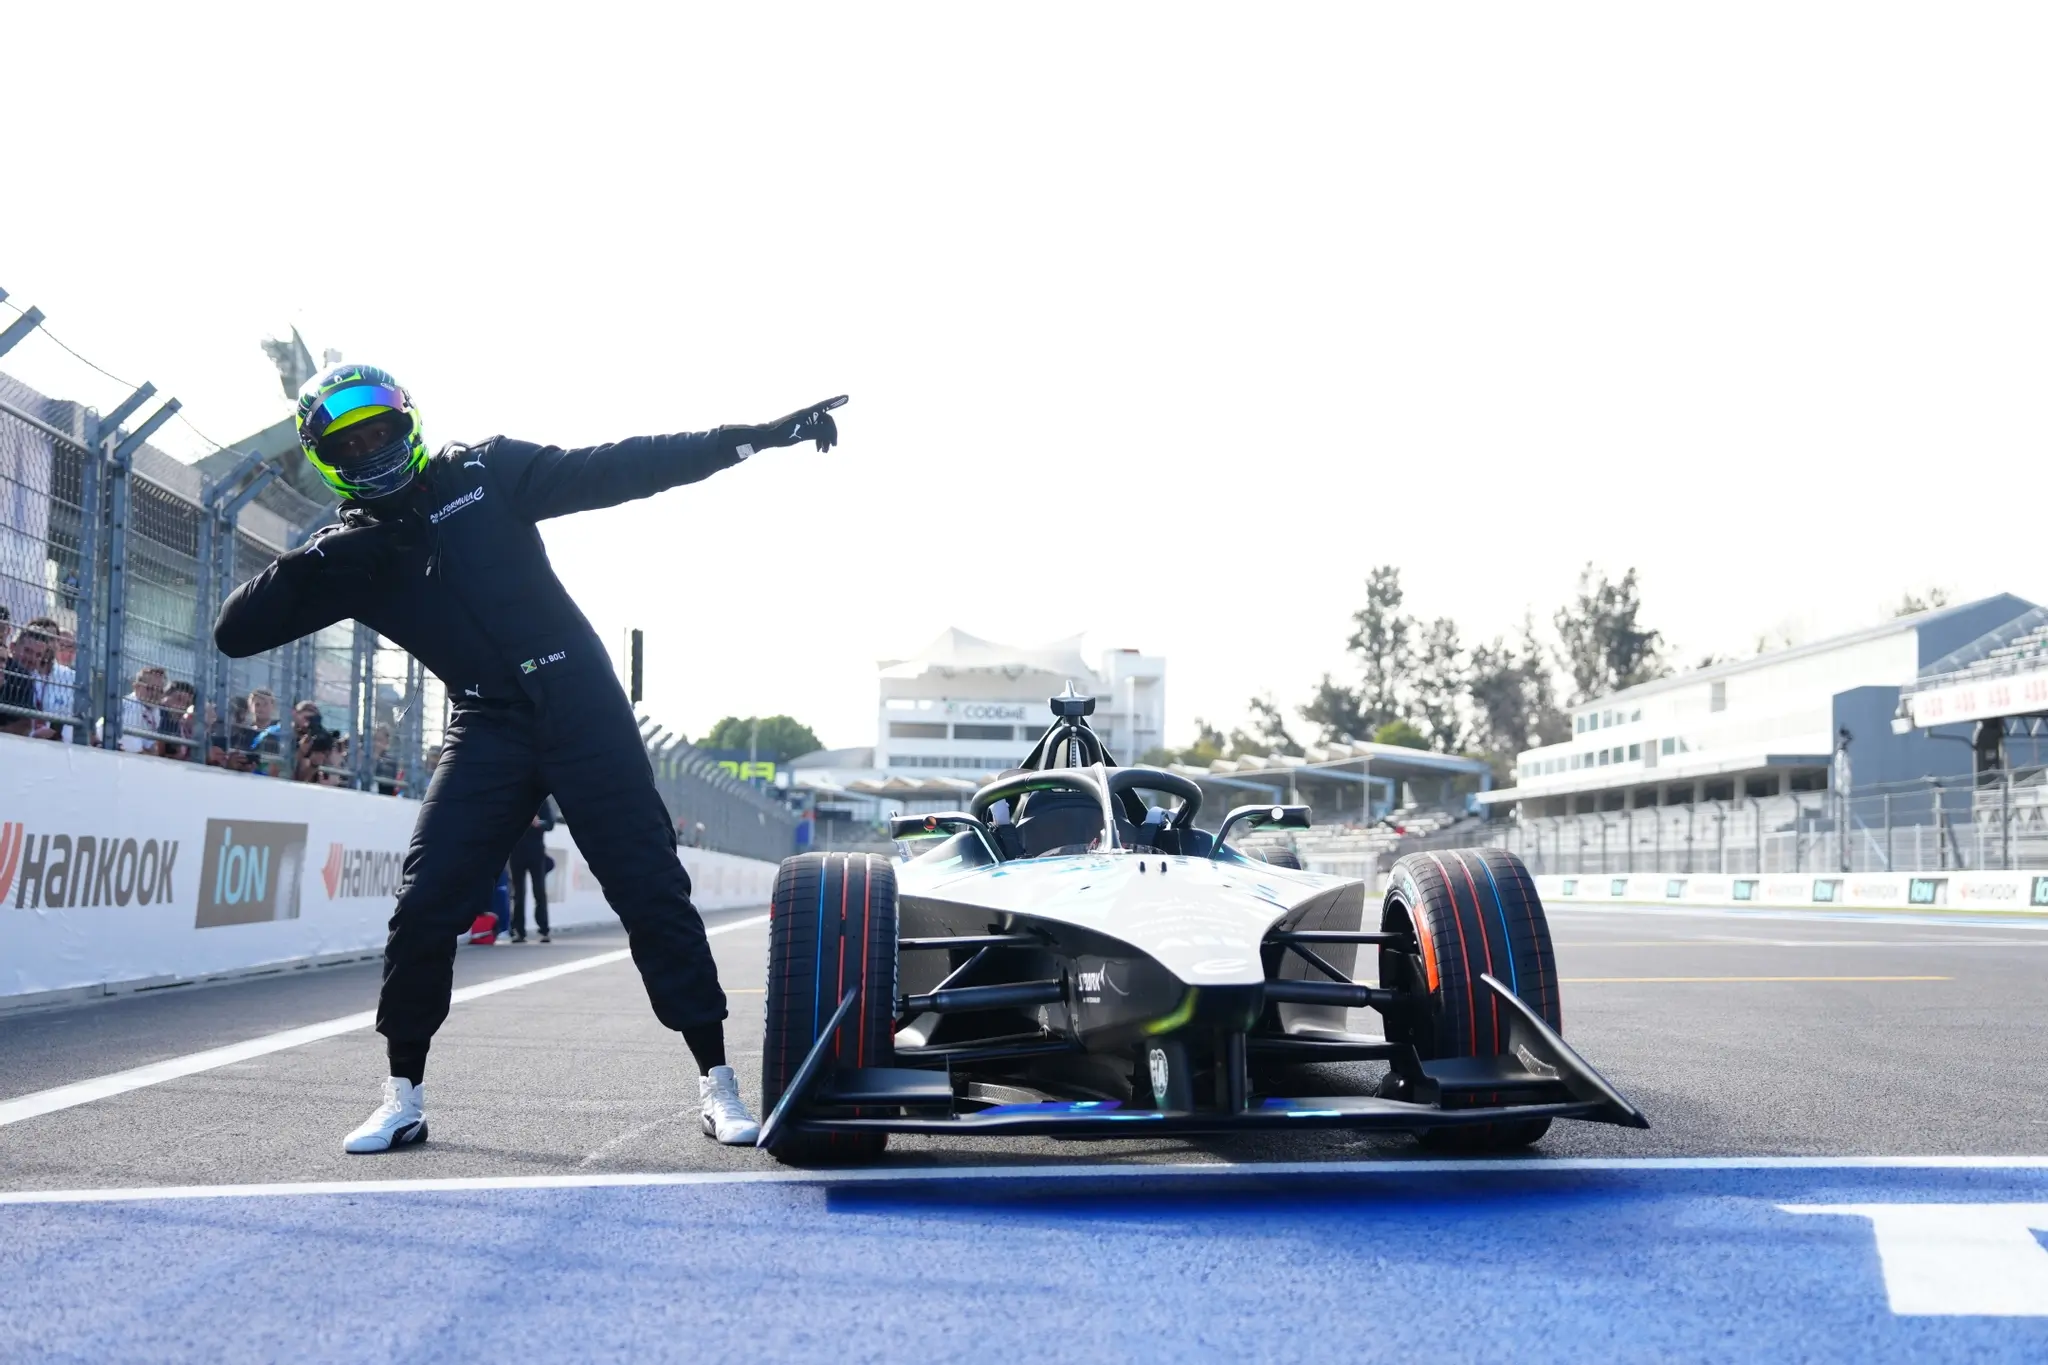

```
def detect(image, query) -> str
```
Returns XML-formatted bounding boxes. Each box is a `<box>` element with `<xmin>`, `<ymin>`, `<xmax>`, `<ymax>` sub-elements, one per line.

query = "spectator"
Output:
<box><xmin>289</xmin><ymin>701</ymin><xmax>337</xmax><ymax>783</ymax></box>
<box><xmin>507</xmin><ymin>798</ymin><xmax>557</xmax><ymax>943</ymax></box>
<box><xmin>0</xmin><ymin>626</ymin><xmax>48</xmax><ymax>737</ymax></box>
<box><xmin>118</xmin><ymin>666</ymin><xmax>167</xmax><ymax>754</ymax></box>
<box><xmin>301</xmin><ymin>728</ymin><xmax>340</xmax><ymax>783</ymax></box>
<box><xmin>156</xmin><ymin>680</ymin><xmax>198</xmax><ymax>760</ymax></box>
<box><xmin>211</xmin><ymin>696</ymin><xmax>256</xmax><ymax>771</ymax></box>
<box><xmin>245</xmin><ymin>688</ymin><xmax>288</xmax><ymax>775</ymax></box>
<box><xmin>372</xmin><ymin>725</ymin><xmax>403</xmax><ymax>795</ymax></box>
<box><xmin>25</xmin><ymin>616</ymin><xmax>76</xmax><ymax>742</ymax></box>
<box><xmin>0</xmin><ymin>603</ymin><xmax>11</xmax><ymax>661</ymax></box>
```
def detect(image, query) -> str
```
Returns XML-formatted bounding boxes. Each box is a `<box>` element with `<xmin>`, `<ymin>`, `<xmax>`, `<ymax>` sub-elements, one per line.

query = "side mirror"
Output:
<box><xmin>1213</xmin><ymin>803</ymin><xmax>1312</xmax><ymax>851</ymax></box>
<box><xmin>888</xmin><ymin>811</ymin><xmax>989</xmax><ymax>841</ymax></box>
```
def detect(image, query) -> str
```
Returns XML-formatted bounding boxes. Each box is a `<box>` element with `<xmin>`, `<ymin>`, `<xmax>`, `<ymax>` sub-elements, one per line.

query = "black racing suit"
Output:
<box><xmin>509</xmin><ymin>797</ymin><xmax>556</xmax><ymax>939</ymax></box>
<box><xmin>215</xmin><ymin>429</ymin><xmax>752</xmax><ymax>1047</ymax></box>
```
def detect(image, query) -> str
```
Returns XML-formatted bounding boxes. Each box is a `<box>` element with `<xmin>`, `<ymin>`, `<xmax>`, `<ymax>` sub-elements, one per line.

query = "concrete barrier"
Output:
<box><xmin>0</xmin><ymin>734</ymin><xmax>779</xmax><ymax>1006</ymax></box>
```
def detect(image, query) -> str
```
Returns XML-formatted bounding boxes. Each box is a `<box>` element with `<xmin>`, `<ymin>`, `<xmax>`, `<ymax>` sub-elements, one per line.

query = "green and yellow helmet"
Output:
<box><xmin>294</xmin><ymin>363</ymin><xmax>428</xmax><ymax>501</ymax></box>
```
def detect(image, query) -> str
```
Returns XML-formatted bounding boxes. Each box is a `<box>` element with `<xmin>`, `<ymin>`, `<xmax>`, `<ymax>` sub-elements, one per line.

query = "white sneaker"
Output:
<box><xmin>698</xmin><ymin>1065</ymin><xmax>761</xmax><ymax>1145</ymax></box>
<box><xmin>343</xmin><ymin>1077</ymin><xmax>429</xmax><ymax>1154</ymax></box>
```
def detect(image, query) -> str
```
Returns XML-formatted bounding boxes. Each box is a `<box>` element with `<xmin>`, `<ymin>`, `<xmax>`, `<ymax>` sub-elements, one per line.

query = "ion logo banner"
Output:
<box><xmin>197</xmin><ymin>819</ymin><xmax>308</xmax><ymax>928</ymax></box>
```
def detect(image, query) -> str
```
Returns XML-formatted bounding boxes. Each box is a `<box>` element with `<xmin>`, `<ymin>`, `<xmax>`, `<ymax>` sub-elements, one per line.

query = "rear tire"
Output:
<box><xmin>1379</xmin><ymin>848</ymin><xmax>1560</xmax><ymax>1152</ymax></box>
<box><xmin>1259</xmin><ymin>847</ymin><xmax>1303</xmax><ymax>870</ymax></box>
<box><xmin>761</xmin><ymin>852</ymin><xmax>898</xmax><ymax>1165</ymax></box>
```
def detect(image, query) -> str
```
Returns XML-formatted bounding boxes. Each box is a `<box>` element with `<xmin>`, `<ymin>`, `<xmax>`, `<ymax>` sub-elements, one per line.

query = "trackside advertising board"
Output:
<box><xmin>1535</xmin><ymin>871</ymin><xmax>2048</xmax><ymax>914</ymax></box>
<box><xmin>0</xmin><ymin>734</ymin><xmax>777</xmax><ymax>1000</ymax></box>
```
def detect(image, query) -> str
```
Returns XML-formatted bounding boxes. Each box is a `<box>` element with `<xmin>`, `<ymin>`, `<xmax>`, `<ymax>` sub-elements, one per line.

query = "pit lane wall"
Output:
<box><xmin>0</xmin><ymin>735</ymin><xmax>779</xmax><ymax>1005</ymax></box>
<box><xmin>1531</xmin><ymin>870</ymin><xmax>2048</xmax><ymax>915</ymax></box>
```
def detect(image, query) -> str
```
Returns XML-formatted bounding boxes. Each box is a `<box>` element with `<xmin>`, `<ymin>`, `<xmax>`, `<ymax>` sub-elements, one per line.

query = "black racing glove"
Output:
<box><xmin>753</xmin><ymin>395</ymin><xmax>848</xmax><ymax>454</ymax></box>
<box><xmin>285</xmin><ymin>520</ymin><xmax>404</xmax><ymax>581</ymax></box>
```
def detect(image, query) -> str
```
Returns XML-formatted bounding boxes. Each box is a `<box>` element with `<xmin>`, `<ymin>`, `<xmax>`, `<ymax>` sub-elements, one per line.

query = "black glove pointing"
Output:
<box><xmin>760</xmin><ymin>395</ymin><xmax>849</xmax><ymax>453</ymax></box>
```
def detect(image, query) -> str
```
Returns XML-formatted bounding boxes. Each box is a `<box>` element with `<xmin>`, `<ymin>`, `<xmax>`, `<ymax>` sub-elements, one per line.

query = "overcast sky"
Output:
<box><xmin>6</xmin><ymin>5</ymin><xmax>2044</xmax><ymax>750</ymax></box>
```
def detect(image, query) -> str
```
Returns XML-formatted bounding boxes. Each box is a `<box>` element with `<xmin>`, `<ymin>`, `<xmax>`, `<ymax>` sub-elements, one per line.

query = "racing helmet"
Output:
<box><xmin>294</xmin><ymin>363</ymin><xmax>428</xmax><ymax>501</ymax></box>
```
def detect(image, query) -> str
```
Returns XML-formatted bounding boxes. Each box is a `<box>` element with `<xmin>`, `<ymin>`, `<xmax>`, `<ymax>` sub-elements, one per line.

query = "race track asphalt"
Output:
<box><xmin>3</xmin><ymin>899</ymin><xmax>2047</xmax><ymax>1360</ymax></box>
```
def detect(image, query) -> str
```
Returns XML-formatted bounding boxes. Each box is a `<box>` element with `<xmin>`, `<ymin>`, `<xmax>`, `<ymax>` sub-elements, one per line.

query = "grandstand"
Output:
<box><xmin>1899</xmin><ymin>604</ymin><xmax>2048</xmax><ymax>735</ymax></box>
<box><xmin>1434</xmin><ymin>593</ymin><xmax>2048</xmax><ymax>878</ymax></box>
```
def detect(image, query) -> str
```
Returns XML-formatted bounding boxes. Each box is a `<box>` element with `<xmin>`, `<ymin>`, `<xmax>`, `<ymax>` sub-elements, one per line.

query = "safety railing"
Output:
<box><xmin>1405</xmin><ymin>768</ymin><xmax>2048</xmax><ymax>875</ymax></box>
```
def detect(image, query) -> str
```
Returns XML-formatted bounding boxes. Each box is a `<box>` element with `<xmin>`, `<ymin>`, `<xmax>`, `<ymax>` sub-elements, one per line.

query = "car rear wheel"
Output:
<box><xmin>762</xmin><ymin>852</ymin><xmax>898</xmax><ymax>1165</ymax></box>
<box><xmin>1258</xmin><ymin>847</ymin><xmax>1303</xmax><ymax>870</ymax></box>
<box><xmin>1378</xmin><ymin>848</ymin><xmax>1560</xmax><ymax>1152</ymax></box>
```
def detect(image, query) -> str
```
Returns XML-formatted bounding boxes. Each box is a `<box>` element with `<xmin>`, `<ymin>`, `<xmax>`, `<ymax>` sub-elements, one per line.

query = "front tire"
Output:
<box><xmin>761</xmin><ymin>853</ymin><xmax>898</xmax><ymax>1165</ymax></box>
<box><xmin>1379</xmin><ymin>848</ymin><xmax>1560</xmax><ymax>1152</ymax></box>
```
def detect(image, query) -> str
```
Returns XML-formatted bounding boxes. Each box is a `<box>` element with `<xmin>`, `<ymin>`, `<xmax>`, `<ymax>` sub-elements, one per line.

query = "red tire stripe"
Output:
<box><xmin>1423</xmin><ymin>852</ymin><xmax>1479</xmax><ymax>1052</ymax></box>
<box><xmin>857</xmin><ymin>855</ymin><xmax>873</xmax><ymax>1070</ymax></box>
<box><xmin>1449</xmin><ymin>851</ymin><xmax>1502</xmax><ymax>1052</ymax></box>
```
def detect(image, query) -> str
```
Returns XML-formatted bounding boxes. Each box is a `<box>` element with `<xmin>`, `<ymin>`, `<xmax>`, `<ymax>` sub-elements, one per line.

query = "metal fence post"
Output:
<box><xmin>1883</xmin><ymin>792</ymin><xmax>1892</xmax><ymax>872</ymax></box>
<box><xmin>98</xmin><ymin>440</ymin><xmax>130</xmax><ymax>748</ymax></box>
<box><xmin>70</xmin><ymin>408</ymin><xmax>102</xmax><ymax>742</ymax></box>
<box><xmin>357</xmin><ymin>634</ymin><xmax>379</xmax><ymax>791</ymax></box>
<box><xmin>2003</xmin><ymin>772</ymin><xmax>2013</xmax><ymax>870</ymax></box>
<box><xmin>190</xmin><ymin>509</ymin><xmax>216</xmax><ymax>764</ymax></box>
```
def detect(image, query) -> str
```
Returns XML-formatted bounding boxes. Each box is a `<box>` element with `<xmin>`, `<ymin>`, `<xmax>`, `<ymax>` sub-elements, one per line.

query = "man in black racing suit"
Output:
<box><xmin>215</xmin><ymin>362</ymin><xmax>845</xmax><ymax>1153</ymax></box>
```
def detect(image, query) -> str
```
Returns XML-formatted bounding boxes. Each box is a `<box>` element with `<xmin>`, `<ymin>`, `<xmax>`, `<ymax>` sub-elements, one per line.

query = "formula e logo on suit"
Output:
<box><xmin>428</xmin><ymin>486</ymin><xmax>485</xmax><ymax>524</ymax></box>
<box><xmin>321</xmin><ymin>843</ymin><xmax>405</xmax><ymax>900</ymax></box>
<box><xmin>196</xmin><ymin>819</ymin><xmax>308</xmax><ymax>928</ymax></box>
<box><xmin>0</xmin><ymin>820</ymin><xmax>181</xmax><ymax>910</ymax></box>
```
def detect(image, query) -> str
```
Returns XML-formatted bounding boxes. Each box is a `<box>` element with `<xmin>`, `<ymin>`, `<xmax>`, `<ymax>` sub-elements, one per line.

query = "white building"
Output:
<box><xmin>875</xmin><ymin>629</ymin><xmax>1164</xmax><ymax>774</ymax></box>
<box><xmin>783</xmin><ymin>629</ymin><xmax>1167</xmax><ymax>835</ymax></box>
<box><xmin>1488</xmin><ymin>593</ymin><xmax>2035</xmax><ymax>818</ymax></box>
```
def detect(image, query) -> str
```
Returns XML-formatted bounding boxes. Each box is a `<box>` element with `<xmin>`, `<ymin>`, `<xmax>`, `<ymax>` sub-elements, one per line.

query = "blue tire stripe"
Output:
<box><xmin>1473</xmin><ymin>852</ymin><xmax>1519</xmax><ymax>998</ymax></box>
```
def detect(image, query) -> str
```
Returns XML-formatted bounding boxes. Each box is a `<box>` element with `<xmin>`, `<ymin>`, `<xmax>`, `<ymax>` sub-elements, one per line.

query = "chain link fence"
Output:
<box><xmin>3</xmin><ymin>366</ymin><xmax>790</xmax><ymax>862</ymax></box>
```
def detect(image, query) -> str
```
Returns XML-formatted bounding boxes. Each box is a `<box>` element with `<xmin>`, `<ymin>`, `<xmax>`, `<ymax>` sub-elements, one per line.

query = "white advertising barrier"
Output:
<box><xmin>1533</xmin><ymin>870</ymin><xmax>2048</xmax><ymax>915</ymax></box>
<box><xmin>0</xmin><ymin>735</ymin><xmax>778</xmax><ymax>1002</ymax></box>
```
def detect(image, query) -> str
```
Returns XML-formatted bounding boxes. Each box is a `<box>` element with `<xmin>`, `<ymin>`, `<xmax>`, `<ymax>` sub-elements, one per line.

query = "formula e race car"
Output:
<box><xmin>756</xmin><ymin>689</ymin><xmax>1646</xmax><ymax>1163</ymax></box>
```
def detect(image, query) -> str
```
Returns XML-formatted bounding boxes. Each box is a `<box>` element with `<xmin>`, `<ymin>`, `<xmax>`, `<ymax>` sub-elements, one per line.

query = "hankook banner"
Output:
<box><xmin>0</xmin><ymin>734</ymin><xmax>778</xmax><ymax>1002</ymax></box>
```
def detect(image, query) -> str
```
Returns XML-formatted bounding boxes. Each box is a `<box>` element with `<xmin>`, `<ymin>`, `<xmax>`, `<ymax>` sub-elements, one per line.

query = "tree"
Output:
<box><xmin>1372</xmin><ymin>719</ymin><xmax>1428</xmax><ymax>750</ymax></box>
<box><xmin>1895</xmin><ymin>587</ymin><xmax>1952</xmax><ymax>617</ymax></box>
<box><xmin>1345</xmin><ymin>565</ymin><xmax>1413</xmax><ymax>730</ymax></box>
<box><xmin>1299</xmin><ymin>673</ymin><xmax>1372</xmax><ymax>744</ymax></box>
<box><xmin>1467</xmin><ymin>635</ymin><xmax>1527</xmax><ymax>755</ymax></box>
<box><xmin>1231</xmin><ymin>693</ymin><xmax>1302</xmax><ymax>759</ymax></box>
<box><xmin>1520</xmin><ymin>615</ymin><xmax>1571</xmax><ymax>746</ymax></box>
<box><xmin>1466</xmin><ymin>615</ymin><xmax>1569</xmax><ymax>773</ymax></box>
<box><xmin>701</xmin><ymin>715</ymin><xmax>822</xmax><ymax>764</ymax></box>
<box><xmin>1143</xmin><ymin>719</ymin><xmax>1228</xmax><ymax>768</ymax></box>
<box><xmin>1553</xmin><ymin>563</ymin><xmax>1668</xmax><ymax>704</ymax></box>
<box><xmin>1409</xmin><ymin>617</ymin><xmax>1468</xmax><ymax>753</ymax></box>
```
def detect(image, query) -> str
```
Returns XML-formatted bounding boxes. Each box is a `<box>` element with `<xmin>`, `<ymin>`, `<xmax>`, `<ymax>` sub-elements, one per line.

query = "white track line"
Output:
<box><xmin>0</xmin><ymin>913</ymin><xmax>769</xmax><ymax>1130</ymax></box>
<box><xmin>6</xmin><ymin>1155</ymin><xmax>2048</xmax><ymax>1206</ymax></box>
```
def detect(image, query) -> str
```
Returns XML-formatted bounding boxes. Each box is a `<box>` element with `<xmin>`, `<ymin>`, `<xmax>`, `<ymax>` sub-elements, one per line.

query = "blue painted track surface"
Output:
<box><xmin>5</xmin><ymin>1165</ymin><xmax>2048</xmax><ymax>1362</ymax></box>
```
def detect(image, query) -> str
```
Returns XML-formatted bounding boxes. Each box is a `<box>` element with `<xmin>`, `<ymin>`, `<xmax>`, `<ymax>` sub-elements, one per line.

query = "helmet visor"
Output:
<box><xmin>302</xmin><ymin>383</ymin><xmax>409</xmax><ymax>445</ymax></box>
